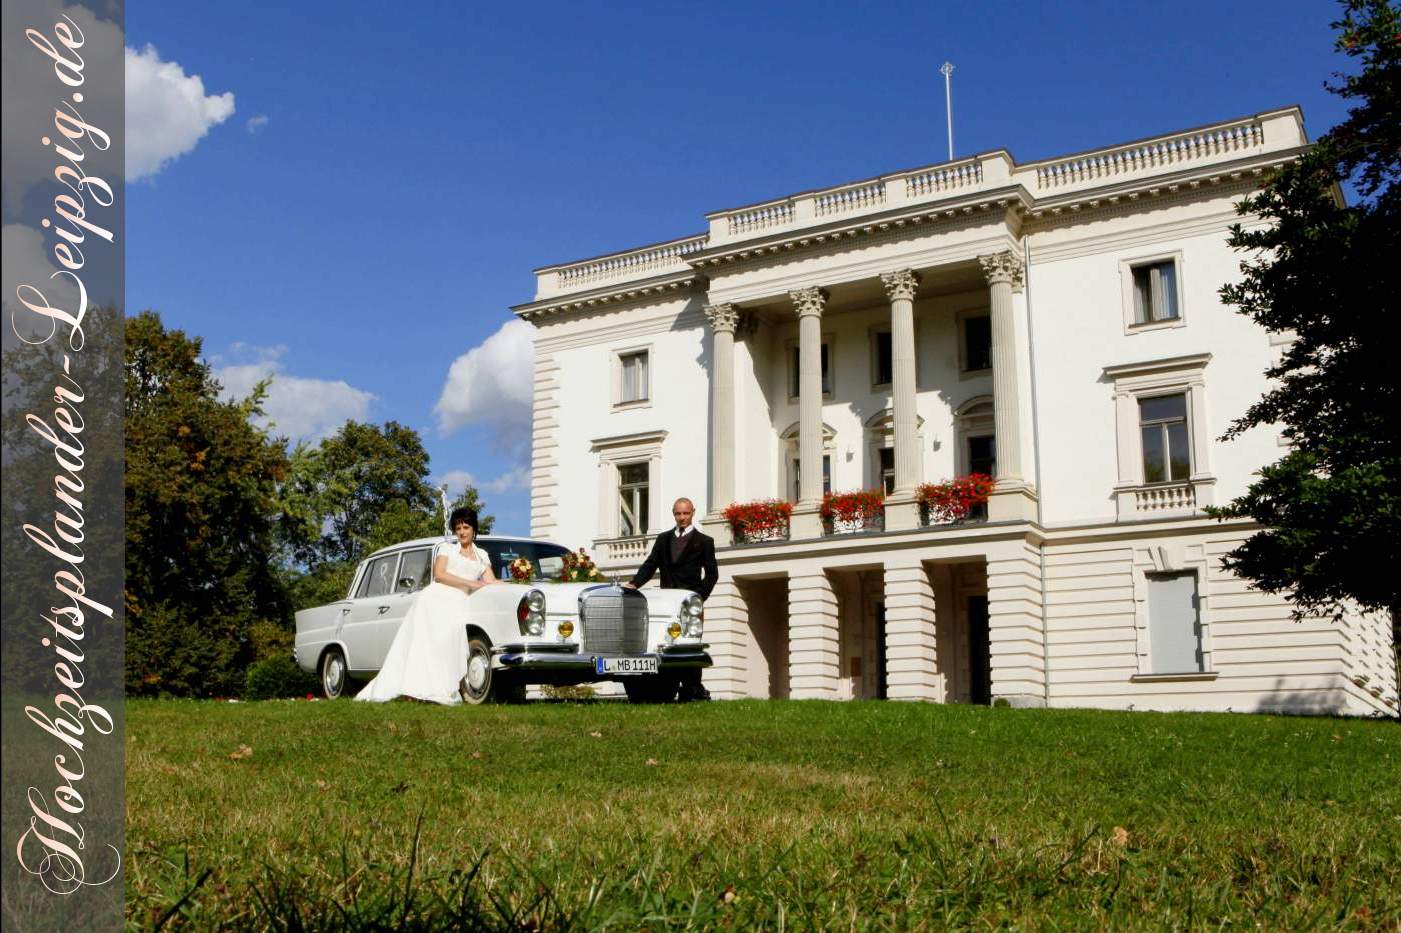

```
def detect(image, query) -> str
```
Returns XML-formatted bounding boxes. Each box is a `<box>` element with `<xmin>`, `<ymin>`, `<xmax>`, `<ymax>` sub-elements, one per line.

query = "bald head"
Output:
<box><xmin>672</xmin><ymin>498</ymin><xmax>695</xmax><ymax>530</ymax></box>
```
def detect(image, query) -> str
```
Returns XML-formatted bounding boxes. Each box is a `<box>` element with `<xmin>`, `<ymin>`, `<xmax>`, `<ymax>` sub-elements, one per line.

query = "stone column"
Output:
<box><xmin>883</xmin><ymin>559</ymin><xmax>939</xmax><ymax>700</ymax></box>
<box><xmin>788</xmin><ymin>569</ymin><xmax>839</xmax><ymax>698</ymax></box>
<box><xmin>985</xmin><ymin>537</ymin><xmax>1046</xmax><ymax>706</ymax></box>
<box><xmin>881</xmin><ymin>269</ymin><xmax>921</xmax><ymax>530</ymax></box>
<box><xmin>702</xmin><ymin>578</ymin><xmax>749</xmax><ymax>699</ymax></box>
<box><xmin>790</xmin><ymin>287</ymin><xmax>827</xmax><ymax>538</ymax></box>
<box><xmin>703</xmin><ymin>303</ymin><xmax>739</xmax><ymax>544</ymax></box>
<box><xmin>978</xmin><ymin>250</ymin><xmax>1036</xmax><ymax>521</ymax></box>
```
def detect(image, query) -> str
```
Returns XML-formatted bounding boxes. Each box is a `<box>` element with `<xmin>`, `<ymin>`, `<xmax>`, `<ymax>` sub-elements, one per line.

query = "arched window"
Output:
<box><xmin>779</xmin><ymin>422</ymin><xmax>835</xmax><ymax>501</ymax></box>
<box><xmin>862</xmin><ymin>409</ymin><xmax>925</xmax><ymax>494</ymax></box>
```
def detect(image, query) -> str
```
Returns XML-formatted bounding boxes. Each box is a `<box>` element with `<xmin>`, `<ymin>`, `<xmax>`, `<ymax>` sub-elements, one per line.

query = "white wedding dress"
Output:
<box><xmin>355</xmin><ymin>544</ymin><xmax>489</xmax><ymax>705</ymax></box>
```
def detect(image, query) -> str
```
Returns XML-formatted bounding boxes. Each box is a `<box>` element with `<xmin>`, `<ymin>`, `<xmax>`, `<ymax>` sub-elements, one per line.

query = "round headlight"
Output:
<box><xmin>526</xmin><ymin>590</ymin><xmax>546</xmax><ymax>612</ymax></box>
<box><xmin>685</xmin><ymin>616</ymin><xmax>703</xmax><ymax>638</ymax></box>
<box><xmin>683</xmin><ymin>595</ymin><xmax>704</xmax><ymax>618</ymax></box>
<box><xmin>528</xmin><ymin>615</ymin><xmax>545</xmax><ymax>636</ymax></box>
<box><xmin>558</xmin><ymin>619</ymin><xmax>575</xmax><ymax>638</ymax></box>
<box><xmin>667</xmin><ymin>621</ymin><xmax>683</xmax><ymax>639</ymax></box>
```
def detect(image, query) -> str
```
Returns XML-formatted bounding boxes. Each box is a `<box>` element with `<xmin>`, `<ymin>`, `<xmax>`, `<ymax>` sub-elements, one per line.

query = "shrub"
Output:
<box><xmin>245</xmin><ymin>655</ymin><xmax>320</xmax><ymax>700</ymax></box>
<box><xmin>250</xmin><ymin>620</ymin><xmax>295</xmax><ymax>661</ymax></box>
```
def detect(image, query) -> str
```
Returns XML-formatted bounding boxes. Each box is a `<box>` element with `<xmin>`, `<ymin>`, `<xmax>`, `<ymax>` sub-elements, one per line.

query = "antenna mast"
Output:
<box><xmin>439</xmin><ymin>483</ymin><xmax>451</xmax><ymax>537</ymax></box>
<box><xmin>940</xmin><ymin>62</ymin><xmax>955</xmax><ymax>161</ymax></box>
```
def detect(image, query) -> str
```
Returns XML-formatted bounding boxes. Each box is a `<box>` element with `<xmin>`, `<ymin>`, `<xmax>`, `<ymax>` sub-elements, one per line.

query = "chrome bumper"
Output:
<box><xmin>495</xmin><ymin>643</ymin><xmax>711</xmax><ymax>672</ymax></box>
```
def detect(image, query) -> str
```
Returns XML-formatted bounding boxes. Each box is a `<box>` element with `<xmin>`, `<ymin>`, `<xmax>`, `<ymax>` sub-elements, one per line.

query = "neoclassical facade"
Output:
<box><xmin>514</xmin><ymin>106</ymin><xmax>1396</xmax><ymax>716</ymax></box>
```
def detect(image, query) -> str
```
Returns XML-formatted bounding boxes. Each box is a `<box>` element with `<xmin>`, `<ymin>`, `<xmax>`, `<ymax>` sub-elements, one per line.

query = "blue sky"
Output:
<box><xmin>126</xmin><ymin>0</ymin><xmax>1354</xmax><ymax>536</ymax></box>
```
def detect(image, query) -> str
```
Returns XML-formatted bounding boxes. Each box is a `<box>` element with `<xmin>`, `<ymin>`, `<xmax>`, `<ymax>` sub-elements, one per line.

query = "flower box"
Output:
<box><xmin>723</xmin><ymin>499</ymin><xmax>792</xmax><ymax>544</ymax></box>
<box><xmin>917</xmin><ymin>474</ymin><xmax>995</xmax><ymax>525</ymax></box>
<box><xmin>820</xmin><ymin>489</ymin><xmax>885</xmax><ymax>535</ymax></box>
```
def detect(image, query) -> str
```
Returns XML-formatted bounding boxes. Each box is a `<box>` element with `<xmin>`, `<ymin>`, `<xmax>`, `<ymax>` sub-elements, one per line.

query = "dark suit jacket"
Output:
<box><xmin>629</xmin><ymin>527</ymin><xmax>718</xmax><ymax>600</ymax></box>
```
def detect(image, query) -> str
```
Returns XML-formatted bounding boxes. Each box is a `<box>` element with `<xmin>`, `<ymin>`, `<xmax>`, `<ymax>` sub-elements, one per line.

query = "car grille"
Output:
<box><xmin>580</xmin><ymin>586</ymin><xmax>649</xmax><ymax>655</ymax></box>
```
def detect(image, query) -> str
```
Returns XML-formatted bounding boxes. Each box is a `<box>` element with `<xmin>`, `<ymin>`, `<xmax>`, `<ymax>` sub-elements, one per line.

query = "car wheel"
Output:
<box><xmin>461</xmin><ymin>637</ymin><xmax>507</xmax><ymax>705</ymax></box>
<box><xmin>320</xmin><ymin>647</ymin><xmax>348</xmax><ymax>699</ymax></box>
<box><xmin>623</xmin><ymin>675</ymin><xmax>678</xmax><ymax>704</ymax></box>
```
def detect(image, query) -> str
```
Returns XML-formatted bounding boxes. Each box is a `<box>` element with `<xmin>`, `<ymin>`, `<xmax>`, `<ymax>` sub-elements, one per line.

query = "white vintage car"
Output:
<box><xmin>293</xmin><ymin>535</ymin><xmax>711</xmax><ymax>703</ymax></box>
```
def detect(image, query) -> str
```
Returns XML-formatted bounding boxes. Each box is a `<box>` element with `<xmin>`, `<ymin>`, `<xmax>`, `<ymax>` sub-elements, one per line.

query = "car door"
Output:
<box><xmin>344</xmin><ymin>552</ymin><xmax>402</xmax><ymax>672</ymax></box>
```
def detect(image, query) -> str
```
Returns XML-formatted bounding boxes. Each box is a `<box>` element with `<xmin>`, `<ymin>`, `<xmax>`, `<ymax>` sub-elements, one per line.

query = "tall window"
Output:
<box><xmin>871</xmin><ymin>329</ymin><xmax>892</xmax><ymax>387</ymax></box>
<box><xmin>878</xmin><ymin>447</ymin><xmax>894</xmax><ymax>494</ymax></box>
<box><xmin>1147</xmin><ymin>571</ymin><xmax>1203</xmax><ymax>673</ymax></box>
<box><xmin>1140</xmin><ymin>394</ymin><xmax>1190</xmax><ymax>483</ymax></box>
<box><xmin>962</xmin><ymin>314</ymin><xmax>991</xmax><ymax>372</ymax></box>
<box><xmin>618</xmin><ymin>462</ymin><xmax>649</xmax><ymax>536</ymax></box>
<box><xmin>788</xmin><ymin>342</ymin><xmax>831</xmax><ymax>398</ymax></box>
<box><xmin>619</xmin><ymin>350</ymin><xmax>649</xmax><ymax>404</ymax></box>
<box><xmin>1132</xmin><ymin>261</ymin><xmax>1179</xmax><ymax>324</ymax></box>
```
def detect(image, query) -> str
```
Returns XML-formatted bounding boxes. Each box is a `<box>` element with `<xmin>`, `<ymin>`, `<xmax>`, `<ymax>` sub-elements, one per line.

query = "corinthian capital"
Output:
<box><xmin>789</xmin><ymin>286</ymin><xmax>828</xmax><ymax>318</ymax></box>
<box><xmin>880</xmin><ymin>269</ymin><xmax>921</xmax><ymax>302</ymax></box>
<box><xmin>978</xmin><ymin>250</ymin><xmax>1025</xmax><ymax>292</ymax></box>
<box><xmin>704</xmin><ymin>302</ymin><xmax>740</xmax><ymax>334</ymax></box>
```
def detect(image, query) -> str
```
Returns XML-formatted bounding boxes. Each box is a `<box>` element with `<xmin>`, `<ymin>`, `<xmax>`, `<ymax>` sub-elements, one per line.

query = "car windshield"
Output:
<box><xmin>475</xmin><ymin>540</ymin><xmax>572</xmax><ymax>582</ymax></box>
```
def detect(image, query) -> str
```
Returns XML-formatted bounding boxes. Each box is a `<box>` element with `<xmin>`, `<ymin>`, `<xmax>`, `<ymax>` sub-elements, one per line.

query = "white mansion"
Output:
<box><xmin>513</xmin><ymin>106</ymin><xmax>1397</xmax><ymax>716</ymax></box>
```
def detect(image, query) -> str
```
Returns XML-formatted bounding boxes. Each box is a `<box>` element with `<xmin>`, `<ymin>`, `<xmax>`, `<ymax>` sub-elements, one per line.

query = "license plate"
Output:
<box><xmin>595</xmin><ymin>656</ymin><xmax>658</xmax><ymax>675</ymax></box>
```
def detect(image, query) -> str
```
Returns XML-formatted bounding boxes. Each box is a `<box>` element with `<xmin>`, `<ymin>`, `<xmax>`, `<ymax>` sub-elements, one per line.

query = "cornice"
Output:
<box><xmin>513</xmin><ymin>270</ymin><xmax>703</xmax><ymax>323</ymax></box>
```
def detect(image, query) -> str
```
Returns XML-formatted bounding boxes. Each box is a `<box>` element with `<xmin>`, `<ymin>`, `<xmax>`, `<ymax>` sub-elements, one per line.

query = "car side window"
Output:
<box><xmin>357</xmin><ymin>554</ymin><xmax>399</xmax><ymax>598</ymax></box>
<box><xmin>396</xmin><ymin>549</ymin><xmax>432</xmax><ymax>592</ymax></box>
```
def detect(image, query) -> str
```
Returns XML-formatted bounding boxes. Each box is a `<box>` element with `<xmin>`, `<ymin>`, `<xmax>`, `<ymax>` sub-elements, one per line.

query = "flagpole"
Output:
<box><xmin>940</xmin><ymin>61</ymin><xmax>955</xmax><ymax>161</ymax></box>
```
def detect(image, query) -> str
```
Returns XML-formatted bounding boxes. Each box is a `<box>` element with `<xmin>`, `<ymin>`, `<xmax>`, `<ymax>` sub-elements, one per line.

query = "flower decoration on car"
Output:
<box><xmin>507</xmin><ymin>556</ymin><xmax>535</xmax><ymax>583</ymax></box>
<box><xmin>557</xmin><ymin>548</ymin><xmax>607</xmax><ymax>583</ymax></box>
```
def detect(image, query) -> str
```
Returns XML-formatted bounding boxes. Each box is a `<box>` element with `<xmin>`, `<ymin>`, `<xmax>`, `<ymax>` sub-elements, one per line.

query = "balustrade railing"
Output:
<box><xmin>1033</xmin><ymin>121</ymin><xmax>1264</xmax><ymax>189</ymax></box>
<box><xmin>1134</xmin><ymin>483</ymin><xmax>1196</xmax><ymax>513</ymax></box>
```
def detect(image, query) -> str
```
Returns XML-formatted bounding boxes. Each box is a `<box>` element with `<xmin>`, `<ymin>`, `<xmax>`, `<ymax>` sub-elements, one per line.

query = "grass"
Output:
<box><xmin>126</xmin><ymin>699</ymin><xmax>1399</xmax><ymax>929</ymax></box>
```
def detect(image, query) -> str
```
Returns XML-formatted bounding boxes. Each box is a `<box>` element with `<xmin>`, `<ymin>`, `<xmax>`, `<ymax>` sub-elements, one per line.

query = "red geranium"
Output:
<box><xmin>819</xmin><ymin>489</ymin><xmax>885</xmax><ymax>530</ymax></box>
<box><xmin>723</xmin><ymin>499</ymin><xmax>793</xmax><ymax>542</ymax></box>
<box><xmin>916</xmin><ymin>473</ymin><xmax>995</xmax><ymax>524</ymax></box>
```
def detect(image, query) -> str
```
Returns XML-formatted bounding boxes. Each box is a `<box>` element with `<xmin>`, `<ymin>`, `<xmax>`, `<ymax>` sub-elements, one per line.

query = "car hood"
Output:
<box><xmin>475</xmin><ymin>581</ymin><xmax>697</xmax><ymax>615</ymax></box>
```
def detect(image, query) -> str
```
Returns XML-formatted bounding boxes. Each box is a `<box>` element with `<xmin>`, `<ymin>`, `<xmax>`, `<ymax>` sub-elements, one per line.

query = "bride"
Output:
<box><xmin>356</xmin><ymin>506</ymin><xmax>499</xmax><ymax>704</ymax></box>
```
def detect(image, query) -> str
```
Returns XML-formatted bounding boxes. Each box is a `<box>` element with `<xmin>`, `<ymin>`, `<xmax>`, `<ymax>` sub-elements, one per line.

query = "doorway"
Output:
<box><xmin>967</xmin><ymin>594</ymin><xmax>991</xmax><ymax>705</ymax></box>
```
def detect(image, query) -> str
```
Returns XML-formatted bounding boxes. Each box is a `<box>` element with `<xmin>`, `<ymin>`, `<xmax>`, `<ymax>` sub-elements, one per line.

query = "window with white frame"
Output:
<box><xmin>1103</xmin><ymin>354</ymin><xmax>1214</xmax><ymax>519</ymax></box>
<box><xmin>617</xmin><ymin>462</ymin><xmax>650</xmax><ymax>537</ymax></box>
<box><xmin>1121</xmin><ymin>253</ymin><xmax>1185</xmax><ymax>332</ymax></box>
<box><xmin>1139</xmin><ymin>394</ymin><xmax>1191</xmax><ymax>484</ymax></box>
<box><xmin>615</xmin><ymin>348</ymin><xmax>650</xmax><ymax>406</ymax></box>
<box><xmin>780</xmin><ymin>422</ymin><xmax>835</xmax><ymax>500</ymax></box>
<box><xmin>792</xmin><ymin>454</ymin><xmax>831</xmax><ymax>501</ymax></box>
<box><xmin>786</xmin><ymin>337</ymin><xmax>832</xmax><ymax>399</ymax></box>
<box><xmin>877</xmin><ymin>448</ymin><xmax>895</xmax><ymax>494</ymax></box>
<box><xmin>1147</xmin><ymin>571</ymin><xmax>1203</xmax><ymax>674</ymax></box>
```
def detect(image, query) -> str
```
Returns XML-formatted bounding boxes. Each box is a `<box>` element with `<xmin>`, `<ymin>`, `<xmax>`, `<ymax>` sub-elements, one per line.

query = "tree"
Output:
<box><xmin>125</xmin><ymin>312</ymin><xmax>292</xmax><ymax>696</ymax></box>
<box><xmin>1208</xmin><ymin>0</ymin><xmax>1399</xmax><ymax>622</ymax></box>
<box><xmin>280</xmin><ymin>421</ymin><xmax>438</xmax><ymax>566</ymax></box>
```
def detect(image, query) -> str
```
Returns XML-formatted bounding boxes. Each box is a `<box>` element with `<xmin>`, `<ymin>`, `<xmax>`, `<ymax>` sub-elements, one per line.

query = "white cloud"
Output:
<box><xmin>245</xmin><ymin>114</ymin><xmax>269</xmax><ymax>134</ymax></box>
<box><xmin>125</xmin><ymin>44</ymin><xmax>235</xmax><ymax>181</ymax></box>
<box><xmin>434</xmin><ymin>319</ymin><xmax>535</xmax><ymax>459</ymax></box>
<box><xmin>438</xmin><ymin>466</ymin><xmax>531</xmax><ymax>497</ymax></box>
<box><xmin>214</xmin><ymin>344</ymin><xmax>375</xmax><ymax>443</ymax></box>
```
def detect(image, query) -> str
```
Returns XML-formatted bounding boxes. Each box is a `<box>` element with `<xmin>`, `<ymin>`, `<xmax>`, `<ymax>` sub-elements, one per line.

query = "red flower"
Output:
<box><xmin>819</xmin><ymin>489</ymin><xmax>885</xmax><ymax>525</ymax></box>
<box><xmin>723</xmin><ymin>499</ymin><xmax>793</xmax><ymax>541</ymax></box>
<box><xmin>916</xmin><ymin>474</ymin><xmax>995</xmax><ymax>524</ymax></box>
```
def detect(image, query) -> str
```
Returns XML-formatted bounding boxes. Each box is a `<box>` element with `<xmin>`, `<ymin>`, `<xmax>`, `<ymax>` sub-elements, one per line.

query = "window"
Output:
<box><xmin>1139</xmin><ymin>394</ymin><xmax>1190</xmax><ymax>483</ymax></box>
<box><xmin>615</xmin><ymin>349</ymin><xmax>649</xmax><ymax>406</ymax></box>
<box><xmin>793</xmin><ymin>454</ymin><xmax>831</xmax><ymax>501</ymax></box>
<box><xmin>878</xmin><ymin>448</ymin><xmax>895</xmax><ymax>494</ymax></box>
<box><xmin>356</xmin><ymin>553</ymin><xmax>398</xmax><ymax>598</ymax></box>
<box><xmin>1147</xmin><ymin>571</ymin><xmax>1203</xmax><ymax>673</ymax></box>
<box><xmin>961</xmin><ymin>314</ymin><xmax>991</xmax><ymax>373</ymax></box>
<box><xmin>618</xmin><ymin>462</ymin><xmax>650</xmax><ymax>537</ymax></box>
<box><xmin>967</xmin><ymin>435</ymin><xmax>996</xmax><ymax>478</ymax></box>
<box><xmin>871</xmin><ymin>328</ymin><xmax>892</xmax><ymax>387</ymax></box>
<box><xmin>1132</xmin><ymin>261</ymin><xmax>1179</xmax><ymax>324</ymax></box>
<box><xmin>476</xmin><ymin>540</ymin><xmax>571</xmax><ymax>582</ymax></box>
<box><xmin>787</xmin><ymin>338</ymin><xmax>832</xmax><ymax>399</ymax></box>
<box><xmin>1120</xmin><ymin>253</ymin><xmax>1186</xmax><ymax>333</ymax></box>
<box><xmin>396</xmin><ymin>548</ymin><xmax>433</xmax><ymax>592</ymax></box>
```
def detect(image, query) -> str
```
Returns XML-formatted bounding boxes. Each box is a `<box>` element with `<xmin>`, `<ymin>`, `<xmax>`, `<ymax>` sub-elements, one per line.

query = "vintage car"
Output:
<box><xmin>293</xmin><ymin>535</ymin><xmax>711</xmax><ymax>703</ymax></box>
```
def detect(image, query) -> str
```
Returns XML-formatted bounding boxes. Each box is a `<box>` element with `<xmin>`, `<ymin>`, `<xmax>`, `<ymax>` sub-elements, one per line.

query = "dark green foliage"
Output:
<box><xmin>244</xmin><ymin>656</ymin><xmax>319</xmax><ymax>700</ymax></box>
<box><xmin>1209</xmin><ymin>1</ymin><xmax>1400</xmax><ymax>622</ymax></box>
<box><xmin>125</xmin><ymin>312</ymin><xmax>291</xmax><ymax>697</ymax></box>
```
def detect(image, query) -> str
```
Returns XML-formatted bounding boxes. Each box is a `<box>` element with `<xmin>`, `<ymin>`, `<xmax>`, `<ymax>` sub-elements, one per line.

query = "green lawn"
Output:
<box><xmin>126</xmin><ymin>699</ymin><xmax>1399</xmax><ymax>929</ymax></box>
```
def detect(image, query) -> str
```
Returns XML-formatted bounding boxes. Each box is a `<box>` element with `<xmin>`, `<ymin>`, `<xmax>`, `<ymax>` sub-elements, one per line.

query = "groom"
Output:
<box><xmin>623</xmin><ymin>497</ymin><xmax>718</xmax><ymax>700</ymax></box>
